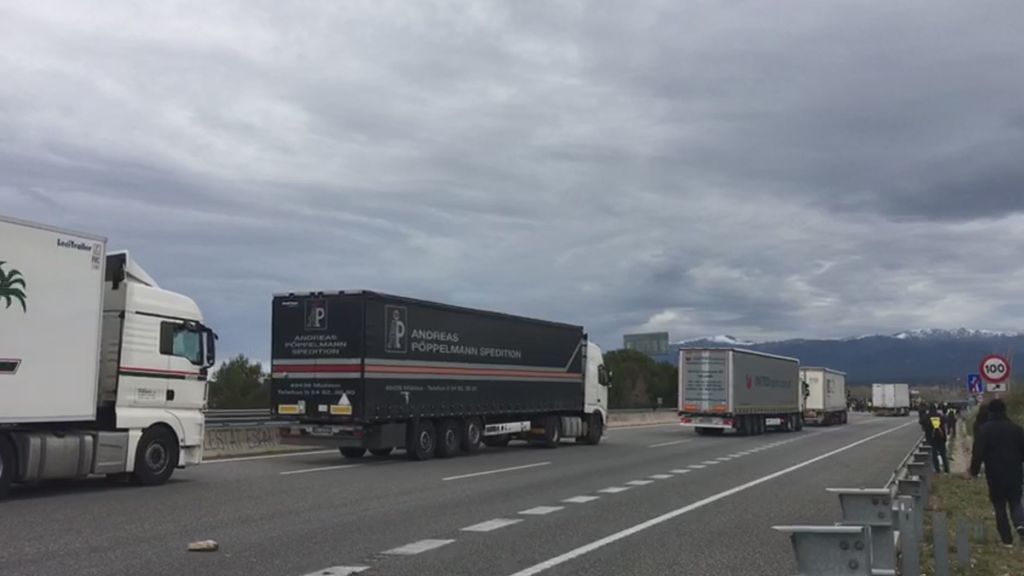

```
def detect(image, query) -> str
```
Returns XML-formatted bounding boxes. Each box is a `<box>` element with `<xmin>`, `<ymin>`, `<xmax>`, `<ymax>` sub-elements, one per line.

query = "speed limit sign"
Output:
<box><xmin>981</xmin><ymin>355</ymin><xmax>1011</xmax><ymax>384</ymax></box>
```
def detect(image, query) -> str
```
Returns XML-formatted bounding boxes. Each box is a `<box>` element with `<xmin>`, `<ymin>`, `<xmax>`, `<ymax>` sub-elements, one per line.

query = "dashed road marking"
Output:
<box><xmin>443</xmin><ymin>462</ymin><xmax>551</xmax><ymax>481</ymax></box>
<box><xmin>299</xmin><ymin>567</ymin><xmax>369</xmax><ymax>576</ymax></box>
<box><xmin>648</xmin><ymin>439</ymin><xmax>693</xmax><ymax>448</ymax></box>
<box><xmin>462</xmin><ymin>519</ymin><xmax>523</xmax><ymax>532</ymax></box>
<box><xmin>520</xmin><ymin>506</ymin><xmax>564</xmax><ymax>516</ymax></box>
<box><xmin>626</xmin><ymin>480</ymin><xmax>653</xmax><ymax>486</ymax></box>
<box><xmin>280</xmin><ymin>464</ymin><xmax>361</xmax><ymax>476</ymax></box>
<box><xmin>384</xmin><ymin>539</ymin><xmax>456</xmax><ymax>555</ymax></box>
<box><xmin>649</xmin><ymin>474</ymin><xmax>673</xmax><ymax>480</ymax></box>
<box><xmin>716</xmin><ymin>457</ymin><xmax>732</xmax><ymax>461</ymax></box>
<box><xmin>701</xmin><ymin>461</ymin><xmax>719</xmax><ymax>465</ymax></box>
<box><xmin>598</xmin><ymin>486</ymin><xmax>631</xmax><ymax>494</ymax></box>
<box><xmin>208</xmin><ymin>449</ymin><xmax>338</xmax><ymax>464</ymax></box>
<box><xmin>688</xmin><ymin>465</ymin><xmax>706</xmax><ymax>469</ymax></box>
<box><xmin>564</xmin><ymin>495</ymin><xmax>600</xmax><ymax>504</ymax></box>
<box><xmin>670</xmin><ymin>469</ymin><xmax>691</xmax><ymax>474</ymax></box>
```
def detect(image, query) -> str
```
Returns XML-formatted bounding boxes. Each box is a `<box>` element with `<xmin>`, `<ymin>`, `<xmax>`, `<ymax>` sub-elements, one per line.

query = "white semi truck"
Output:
<box><xmin>871</xmin><ymin>383</ymin><xmax>910</xmax><ymax>416</ymax></box>
<box><xmin>0</xmin><ymin>216</ymin><xmax>217</xmax><ymax>498</ymax></box>
<box><xmin>678</xmin><ymin>348</ymin><xmax>802</xmax><ymax>435</ymax></box>
<box><xmin>799</xmin><ymin>367</ymin><xmax>848</xmax><ymax>425</ymax></box>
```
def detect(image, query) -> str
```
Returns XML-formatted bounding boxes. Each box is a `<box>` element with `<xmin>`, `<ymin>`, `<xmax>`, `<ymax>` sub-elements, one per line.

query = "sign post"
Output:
<box><xmin>981</xmin><ymin>355</ymin><xmax>1011</xmax><ymax>393</ymax></box>
<box><xmin>967</xmin><ymin>374</ymin><xmax>983</xmax><ymax>394</ymax></box>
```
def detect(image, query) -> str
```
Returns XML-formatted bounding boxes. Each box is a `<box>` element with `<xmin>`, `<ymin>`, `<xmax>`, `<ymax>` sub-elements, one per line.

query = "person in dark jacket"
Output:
<box><xmin>974</xmin><ymin>403</ymin><xmax>990</xmax><ymax>437</ymax></box>
<box><xmin>928</xmin><ymin>407</ymin><xmax>950</xmax><ymax>473</ymax></box>
<box><xmin>919</xmin><ymin>407</ymin><xmax>934</xmax><ymax>442</ymax></box>
<box><xmin>945</xmin><ymin>409</ymin><xmax>958</xmax><ymax>439</ymax></box>
<box><xmin>970</xmin><ymin>399</ymin><xmax>1024</xmax><ymax>545</ymax></box>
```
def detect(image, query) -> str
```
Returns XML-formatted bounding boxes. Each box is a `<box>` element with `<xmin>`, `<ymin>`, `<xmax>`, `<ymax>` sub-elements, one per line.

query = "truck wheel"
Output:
<box><xmin>0</xmin><ymin>434</ymin><xmax>15</xmax><ymax>499</ymax></box>
<box><xmin>841</xmin><ymin>411</ymin><xmax>848</xmax><ymax>424</ymax></box>
<box><xmin>735</xmin><ymin>416</ymin><xmax>749</xmax><ymax>436</ymax></box>
<box><xmin>407</xmin><ymin>420</ymin><xmax>437</xmax><ymax>461</ymax></box>
<box><xmin>695</xmin><ymin>427</ymin><xmax>707</xmax><ymax>436</ymax></box>
<box><xmin>340</xmin><ymin>447</ymin><xmax>367</xmax><ymax>459</ymax></box>
<box><xmin>483</xmin><ymin>435</ymin><xmax>511</xmax><ymax>448</ymax></box>
<box><xmin>582</xmin><ymin>413</ymin><xmax>604</xmax><ymax>445</ymax></box>
<box><xmin>794</xmin><ymin>414</ymin><xmax>804</xmax><ymax>431</ymax></box>
<box><xmin>436</xmin><ymin>419</ymin><xmax>461</xmax><ymax>458</ymax></box>
<box><xmin>133</xmin><ymin>426</ymin><xmax>179</xmax><ymax>487</ymax></box>
<box><xmin>462</xmin><ymin>418</ymin><xmax>483</xmax><ymax>452</ymax></box>
<box><xmin>540</xmin><ymin>416</ymin><xmax>561</xmax><ymax>448</ymax></box>
<box><xmin>369</xmin><ymin>448</ymin><xmax>393</xmax><ymax>457</ymax></box>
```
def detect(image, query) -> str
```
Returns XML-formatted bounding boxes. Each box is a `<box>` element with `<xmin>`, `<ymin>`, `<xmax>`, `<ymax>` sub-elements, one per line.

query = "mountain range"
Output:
<box><xmin>674</xmin><ymin>329</ymin><xmax>1023</xmax><ymax>386</ymax></box>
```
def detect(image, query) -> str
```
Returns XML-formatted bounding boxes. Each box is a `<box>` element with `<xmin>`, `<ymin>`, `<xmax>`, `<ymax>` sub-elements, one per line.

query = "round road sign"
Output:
<box><xmin>981</xmin><ymin>355</ymin><xmax>1011</xmax><ymax>384</ymax></box>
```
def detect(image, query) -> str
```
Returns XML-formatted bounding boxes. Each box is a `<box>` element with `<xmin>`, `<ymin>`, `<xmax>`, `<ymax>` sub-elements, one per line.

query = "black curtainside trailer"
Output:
<box><xmin>271</xmin><ymin>291</ymin><xmax>609</xmax><ymax>460</ymax></box>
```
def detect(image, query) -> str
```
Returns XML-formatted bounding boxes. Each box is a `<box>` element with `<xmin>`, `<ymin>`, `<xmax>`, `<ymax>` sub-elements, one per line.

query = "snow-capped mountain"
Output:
<box><xmin>677</xmin><ymin>334</ymin><xmax>755</xmax><ymax>346</ymax></box>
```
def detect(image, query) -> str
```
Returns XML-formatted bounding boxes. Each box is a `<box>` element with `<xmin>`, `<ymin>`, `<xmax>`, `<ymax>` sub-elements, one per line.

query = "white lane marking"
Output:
<box><xmin>462</xmin><ymin>518</ymin><xmax>523</xmax><ymax>532</ymax></box>
<box><xmin>649</xmin><ymin>474</ymin><xmax>673</xmax><ymax>480</ymax></box>
<box><xmin>700</xmin><ymin>461</ymin><xmax>719</xmax><ymax>465</ymax></box>
<box><xmin>564</xmin><ymin>495</ymin><xmax>600</xmax><ymax>504</ymax></box>
<box><xmin>669</xmin><ymin>469</ymin><xmax>691</xmax><ymax>474</ymax></box>
<box><xmin>504</xmin><ymin>421</ymin><xmax>916</xmax><ymax>576</ymax></box>
<box><xmin>626</xmin><ymin>480</ymin><xmax>654</xmax><ymax>486</ymax></box>
<box><xmin>716</xmin><ymin>457</ymin><xmax>732</xmax><ymax>461</ymax></box>
<box><xmin>729</xmin><ymin>454</ymin><xmax>744</xmax><ymax>458</ymax></box>
<box><xmin>648</xmin><ymin>439</ymin><xmax>693</xmax><ymax>448</ymax></box>
<box><xmin>280</xmin><ymin>464</ymin><xmax>361</xmax><ymax>476</ymax></box>
<box><xmin>206</xmin><ymin>449</ymin><xmax>338</xmax><ymax>464</ymax></box>
<box><xmin>598</xmin><ymin>486</ymin><xmax>631</xmax><ymax>494</ymax></box>
<box><xmin>520</xmin><ymin>506</ymin><xmax>564</xmax><ymax>516</ymax></box>
<box><xmin>299</xmin><ymin>567</ymin><xmax>369</xmax><ymax>576</ymax></box>
<box><xmin>609</xmin><ymin>422</ymin><xmax>681</xmax><ymax>431</ymax></box>
<box><xmin>384</xmin><ymin>539</ymin><xmax>456</xmax><ymax>555</ymax></box>
<box><xmin>443</xmin><ymin>461</ymin><xmax>551</xmax><ymax>481</ymax></box>
<box><xmin>687</xmin><ymin>465</ymin><xmax>705</xmax><ymax>469</ymax></box>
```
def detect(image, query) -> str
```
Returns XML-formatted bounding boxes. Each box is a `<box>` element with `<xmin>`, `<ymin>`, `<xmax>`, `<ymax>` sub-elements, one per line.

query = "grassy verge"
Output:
<box><xmin>921</xmin><ymin>393</ymin><xmax>1024</xmax><ymax>574</ymax></box>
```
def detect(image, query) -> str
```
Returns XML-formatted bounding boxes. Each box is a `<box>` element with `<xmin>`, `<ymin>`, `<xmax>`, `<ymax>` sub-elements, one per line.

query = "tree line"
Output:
<box><xmin>206</xmin><ymin>350</ymin><xmax>678</xmax><ymax>410</ymax></box>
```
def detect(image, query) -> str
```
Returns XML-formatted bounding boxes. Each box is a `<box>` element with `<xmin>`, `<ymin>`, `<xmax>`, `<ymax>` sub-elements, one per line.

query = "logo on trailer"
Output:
<box><xmin>305</xmin><ymin>299</ymin><xmax>327</xmax><ymax>331</ymax></box>
<box><xmin>385</xmin><ymin>305</ymin><xmax>408</xmax><ymax>353</ymax></box>
<box><xmin>0</xmin><ymin>260</ymin><xmax>27</xmax><ymax>312</ymax></box>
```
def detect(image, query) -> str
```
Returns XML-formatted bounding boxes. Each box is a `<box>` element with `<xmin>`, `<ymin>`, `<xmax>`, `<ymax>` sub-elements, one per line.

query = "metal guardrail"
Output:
<box><xmin>204</xmin><ymin>407</ymin><xmax>664</xmax><ymax>428</ymax></box>
<box><xmin>774</xmin><ymin>436</ymin><xmax>980</xmax><ymax>575</ymax></box>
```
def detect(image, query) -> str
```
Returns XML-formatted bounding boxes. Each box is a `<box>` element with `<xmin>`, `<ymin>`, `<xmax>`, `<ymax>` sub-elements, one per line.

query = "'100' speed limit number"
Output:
<box><xmin>981</xmin><ymin>355</ymin><xmax>1011</xmax><ymax>384</ymax></box>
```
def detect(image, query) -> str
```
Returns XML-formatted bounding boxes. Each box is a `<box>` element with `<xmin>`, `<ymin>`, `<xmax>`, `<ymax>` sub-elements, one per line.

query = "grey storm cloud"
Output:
<box><xmin>2</xmin><ymin>0</ymin><xmax>1023</xmax><ymax>363</ymax></box>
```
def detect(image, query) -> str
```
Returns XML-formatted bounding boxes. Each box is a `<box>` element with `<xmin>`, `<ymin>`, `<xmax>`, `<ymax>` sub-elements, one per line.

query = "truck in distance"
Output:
<box><xmin>799</xmin><ymin>367</ymin><xmax>848</xmax><ymax>425</ymax></box>
<box><xmin>0</xmin><ymin>216</ymin><xmax>217</xmax><ymax>499</ymax></box>
<box><xmin>871</xmin><ymin>383</ymin><xmax>911</xmax><ymax>416</ymax></box>
<box><xmin>678</xmin><ymin>348</ymin><xmax>802</xmax><ymax>435</ymax></box>
<box><xmin>271</xmin><ymin>291</ymin><xmax>610</xmax><ymax>460</ymax></box>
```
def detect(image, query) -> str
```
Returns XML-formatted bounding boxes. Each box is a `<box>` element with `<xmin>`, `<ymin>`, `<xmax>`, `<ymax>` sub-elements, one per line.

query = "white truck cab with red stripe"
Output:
<box><xmin>0</xmin><ymin>216</ymin><xmax>217</xmax><ymax>499</ymax></box>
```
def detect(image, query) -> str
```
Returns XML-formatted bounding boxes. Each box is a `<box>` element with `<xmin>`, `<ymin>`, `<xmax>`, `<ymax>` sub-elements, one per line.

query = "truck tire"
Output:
<box><xmin>581</xmin><ymin>413</ymin><xmax>604</xmax><ymax>445</ymax></box>
<box><xmin>841</xmin><ymin>411</ymin><xmax>848</xmax><ymax>424</ymax></box>
<box><xmin>436</xmin><ymin>419</ymin><xmax>461</xmax><ymax>458</ymax></box>
<box><xmin>407</xmin><ymin>420</ymin><xmax>437</xmax><ymax>461</ymax></box>
<box><xmin>462</xmin><ymin>418</ymin><xmax>483</xmax><ymax>452</ymax></box>
<box><xmin>540</xmin><ymin>416</ymin><xmax>561</xmax><ymax>448</ymax></box>
<box><xmin>483</xmin><ymin>435</ymin><xmax>511</xmax><ymax>448</ymax></box>
<box><xmin>0</xmin><ymin>434</ymin><xmax>15</xmax><ymax>499</ymax></box>
<box><xmin>735</xmin><ymin>416</ymin><xmax>750</xmax><ymax>436</ymax></box>
<box><xmin>340</xmin><ymin>447</ymin><xmax>367</xmax><ymax>459</ymax></box>
<box><xmin>369</xmin><ymin>448</ymin><xmax>393</xmax><ymax>457</ymax></box>
<box><xmin>794</xmin><ymin>414</ymin><xmax>804</xmax><ymax>431</ymax></box>
<box><xmin>695</xmin><ymin>427</ymin><xmax>708</xmax><ymax>436</ymax></box>
<box><xmin>133</xmin><ymin>426</ymin><xmax>179</xmax><ymax>487</ymax></box>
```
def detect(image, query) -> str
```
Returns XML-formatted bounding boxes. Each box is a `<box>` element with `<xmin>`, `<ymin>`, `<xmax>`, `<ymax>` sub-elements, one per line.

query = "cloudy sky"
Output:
<box><xmin>3</xmin><ymin>1</ymin><xmax>1023</xmax><ymax>361</ymax></box>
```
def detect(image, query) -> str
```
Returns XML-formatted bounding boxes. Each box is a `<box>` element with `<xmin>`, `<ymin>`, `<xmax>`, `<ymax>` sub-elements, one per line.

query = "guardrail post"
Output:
<box><xmin>828</xmin><ymin>488</ymin><xmax>897</xmax><ymax>572</ymax></box>
<box><xmin>932</xmin><ymin>511</ymin><xmax>951</xmax><ymax>576</ymax></box>
<box><xmin>772</xmin><ymin>525</ymin><xmax>872</xmax><ymax>576</ymax></box>
<box><xmin>896</xmin><ymin>496</ymin><xmax>920</xmax><ymax>576</ymax></box>
<box><xmin>897</xmin><ymin>478</ymin><xmax>924</xmax><ymax>538</ymax></box>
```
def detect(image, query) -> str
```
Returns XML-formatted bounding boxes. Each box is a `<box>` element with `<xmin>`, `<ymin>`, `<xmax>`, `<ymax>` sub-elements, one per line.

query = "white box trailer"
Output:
<box><xmin>0</xmin><ymin>215</ymin><xmax>217</xmax><ymax>498</ymax></box>
<box><xmin>799</xmin><ymin>367</ymin><xmax>848</xmax><ymax>425</ymax></box>
<box><xmin>678</xmin><ymin>348</ymin><xmax>802</xmax><ymax>436</ymax></box>
<box><xmin>871</xmin><ymin>383</ymin><xmax>910</xmax><ymax>416</ymax></box>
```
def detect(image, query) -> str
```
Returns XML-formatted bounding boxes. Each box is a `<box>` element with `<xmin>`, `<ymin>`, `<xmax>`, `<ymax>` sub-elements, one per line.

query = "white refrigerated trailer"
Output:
<box><xmin>800</xmin><ymin>367</ymin><xmax>848</xmax><ymax>425</ymax></box>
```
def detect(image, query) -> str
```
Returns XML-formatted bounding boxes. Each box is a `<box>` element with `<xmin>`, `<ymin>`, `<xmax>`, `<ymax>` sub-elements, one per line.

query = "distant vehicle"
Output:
<box><xmin>799</xmin><ymin>367</ymin><xmax>848</xmax><ymax>425</ymax></box>
<box><xmin>678</xmin><ymin>348</ymin><xmax>802</xmax><ymax>435</ymax></box>
<box><xmin>270</xmin><ymin>291</ymin><xmax>609</xmax><ymax>460</ymax></box>
<box><xmin>871</xmin><ymin>383</ymin><xmax>911</xmax><ymax>416</ymax></box>
<box><xmin>0</xmin><ymin>216</ymin><xmax>217</xmax><ymax>499</ymax></box>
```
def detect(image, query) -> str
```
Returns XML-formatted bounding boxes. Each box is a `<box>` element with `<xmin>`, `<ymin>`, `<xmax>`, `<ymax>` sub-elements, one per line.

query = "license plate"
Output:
<box><xmin>697</xmin><ymin>417</ymin><xmax>717</xmax><ymax>424</ymax></box>
<box><xmin>311</xmin><ymin>426</ymin><xmax>335</xmax><ymax>436</ymax></box>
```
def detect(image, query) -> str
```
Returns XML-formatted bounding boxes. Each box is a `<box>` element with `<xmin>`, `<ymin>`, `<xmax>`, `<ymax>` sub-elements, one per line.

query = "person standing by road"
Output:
<box><xmin>970</xmin><ymin>399</ymin><xmax>1024</xmax><ymax>546</ymax></box>
<box><xmin>945</xmin><ymin>408</ymin><xmax>958</xmax><ymax>439</ymax></box>
<box><xmin>928</xmin><ymin>406</ymin><xmax>950</xmax><ymax>473</ymax></box>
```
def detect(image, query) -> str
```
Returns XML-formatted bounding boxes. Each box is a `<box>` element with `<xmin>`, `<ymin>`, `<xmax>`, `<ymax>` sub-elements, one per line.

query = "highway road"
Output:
<box><xmin>0</xmin><ymin>413</ymin><xmax>919</xmax><ymax>576</ymax></box>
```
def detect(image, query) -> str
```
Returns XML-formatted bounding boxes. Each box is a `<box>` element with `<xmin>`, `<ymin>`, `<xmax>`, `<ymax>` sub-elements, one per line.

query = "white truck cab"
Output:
<box><xmin>0</xmin><ymin>216</ymin><xmax>216</xmax><ymax>498</ymax></box>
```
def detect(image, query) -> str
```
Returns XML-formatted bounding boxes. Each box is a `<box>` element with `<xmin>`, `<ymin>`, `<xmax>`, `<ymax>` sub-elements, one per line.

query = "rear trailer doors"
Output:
<box><xmin>271</xmin><ymin>294</ymin><xmax>365</xmax><ymax>421</ymax></box>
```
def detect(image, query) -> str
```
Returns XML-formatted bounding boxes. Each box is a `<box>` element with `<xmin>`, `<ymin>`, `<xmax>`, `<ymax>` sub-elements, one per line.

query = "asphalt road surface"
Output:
<box><xmin>0</xmin><ymin>413</ymin><xmax>920</xmax><ymax>576</ymax></box>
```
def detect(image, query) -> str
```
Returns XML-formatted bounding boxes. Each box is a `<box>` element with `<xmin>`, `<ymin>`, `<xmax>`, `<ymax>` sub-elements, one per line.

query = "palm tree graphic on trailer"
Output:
<box><xmin>0</xmin><ymin>261</ymin><xmax>27</xmax><ymax>312</ymax></box>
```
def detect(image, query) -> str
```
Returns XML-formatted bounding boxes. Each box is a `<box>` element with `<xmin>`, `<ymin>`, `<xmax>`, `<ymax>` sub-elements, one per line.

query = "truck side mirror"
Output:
<box><xmin>204</xmin><ymin>328</ymin><xmax>218</xmax><ymax>368</ymax></box>
<box><xmin>598</xmin><ymin>366</ymin><xmax>612</xmax><ymax>387</ymax></box>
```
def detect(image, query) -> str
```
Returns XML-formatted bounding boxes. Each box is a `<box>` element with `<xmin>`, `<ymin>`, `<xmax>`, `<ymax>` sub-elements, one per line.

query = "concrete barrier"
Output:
<box><xmin>201</xmin><ymin>410</ymin><xmax>679</xmax><ymax>460</ymax></box>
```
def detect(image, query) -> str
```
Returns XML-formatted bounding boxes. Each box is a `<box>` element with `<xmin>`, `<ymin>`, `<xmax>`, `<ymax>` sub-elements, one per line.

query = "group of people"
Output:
<box><xmin>917</xmin><ymin>399</ymin><xmax>1024</xmax><ymax>546</ymax></box>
